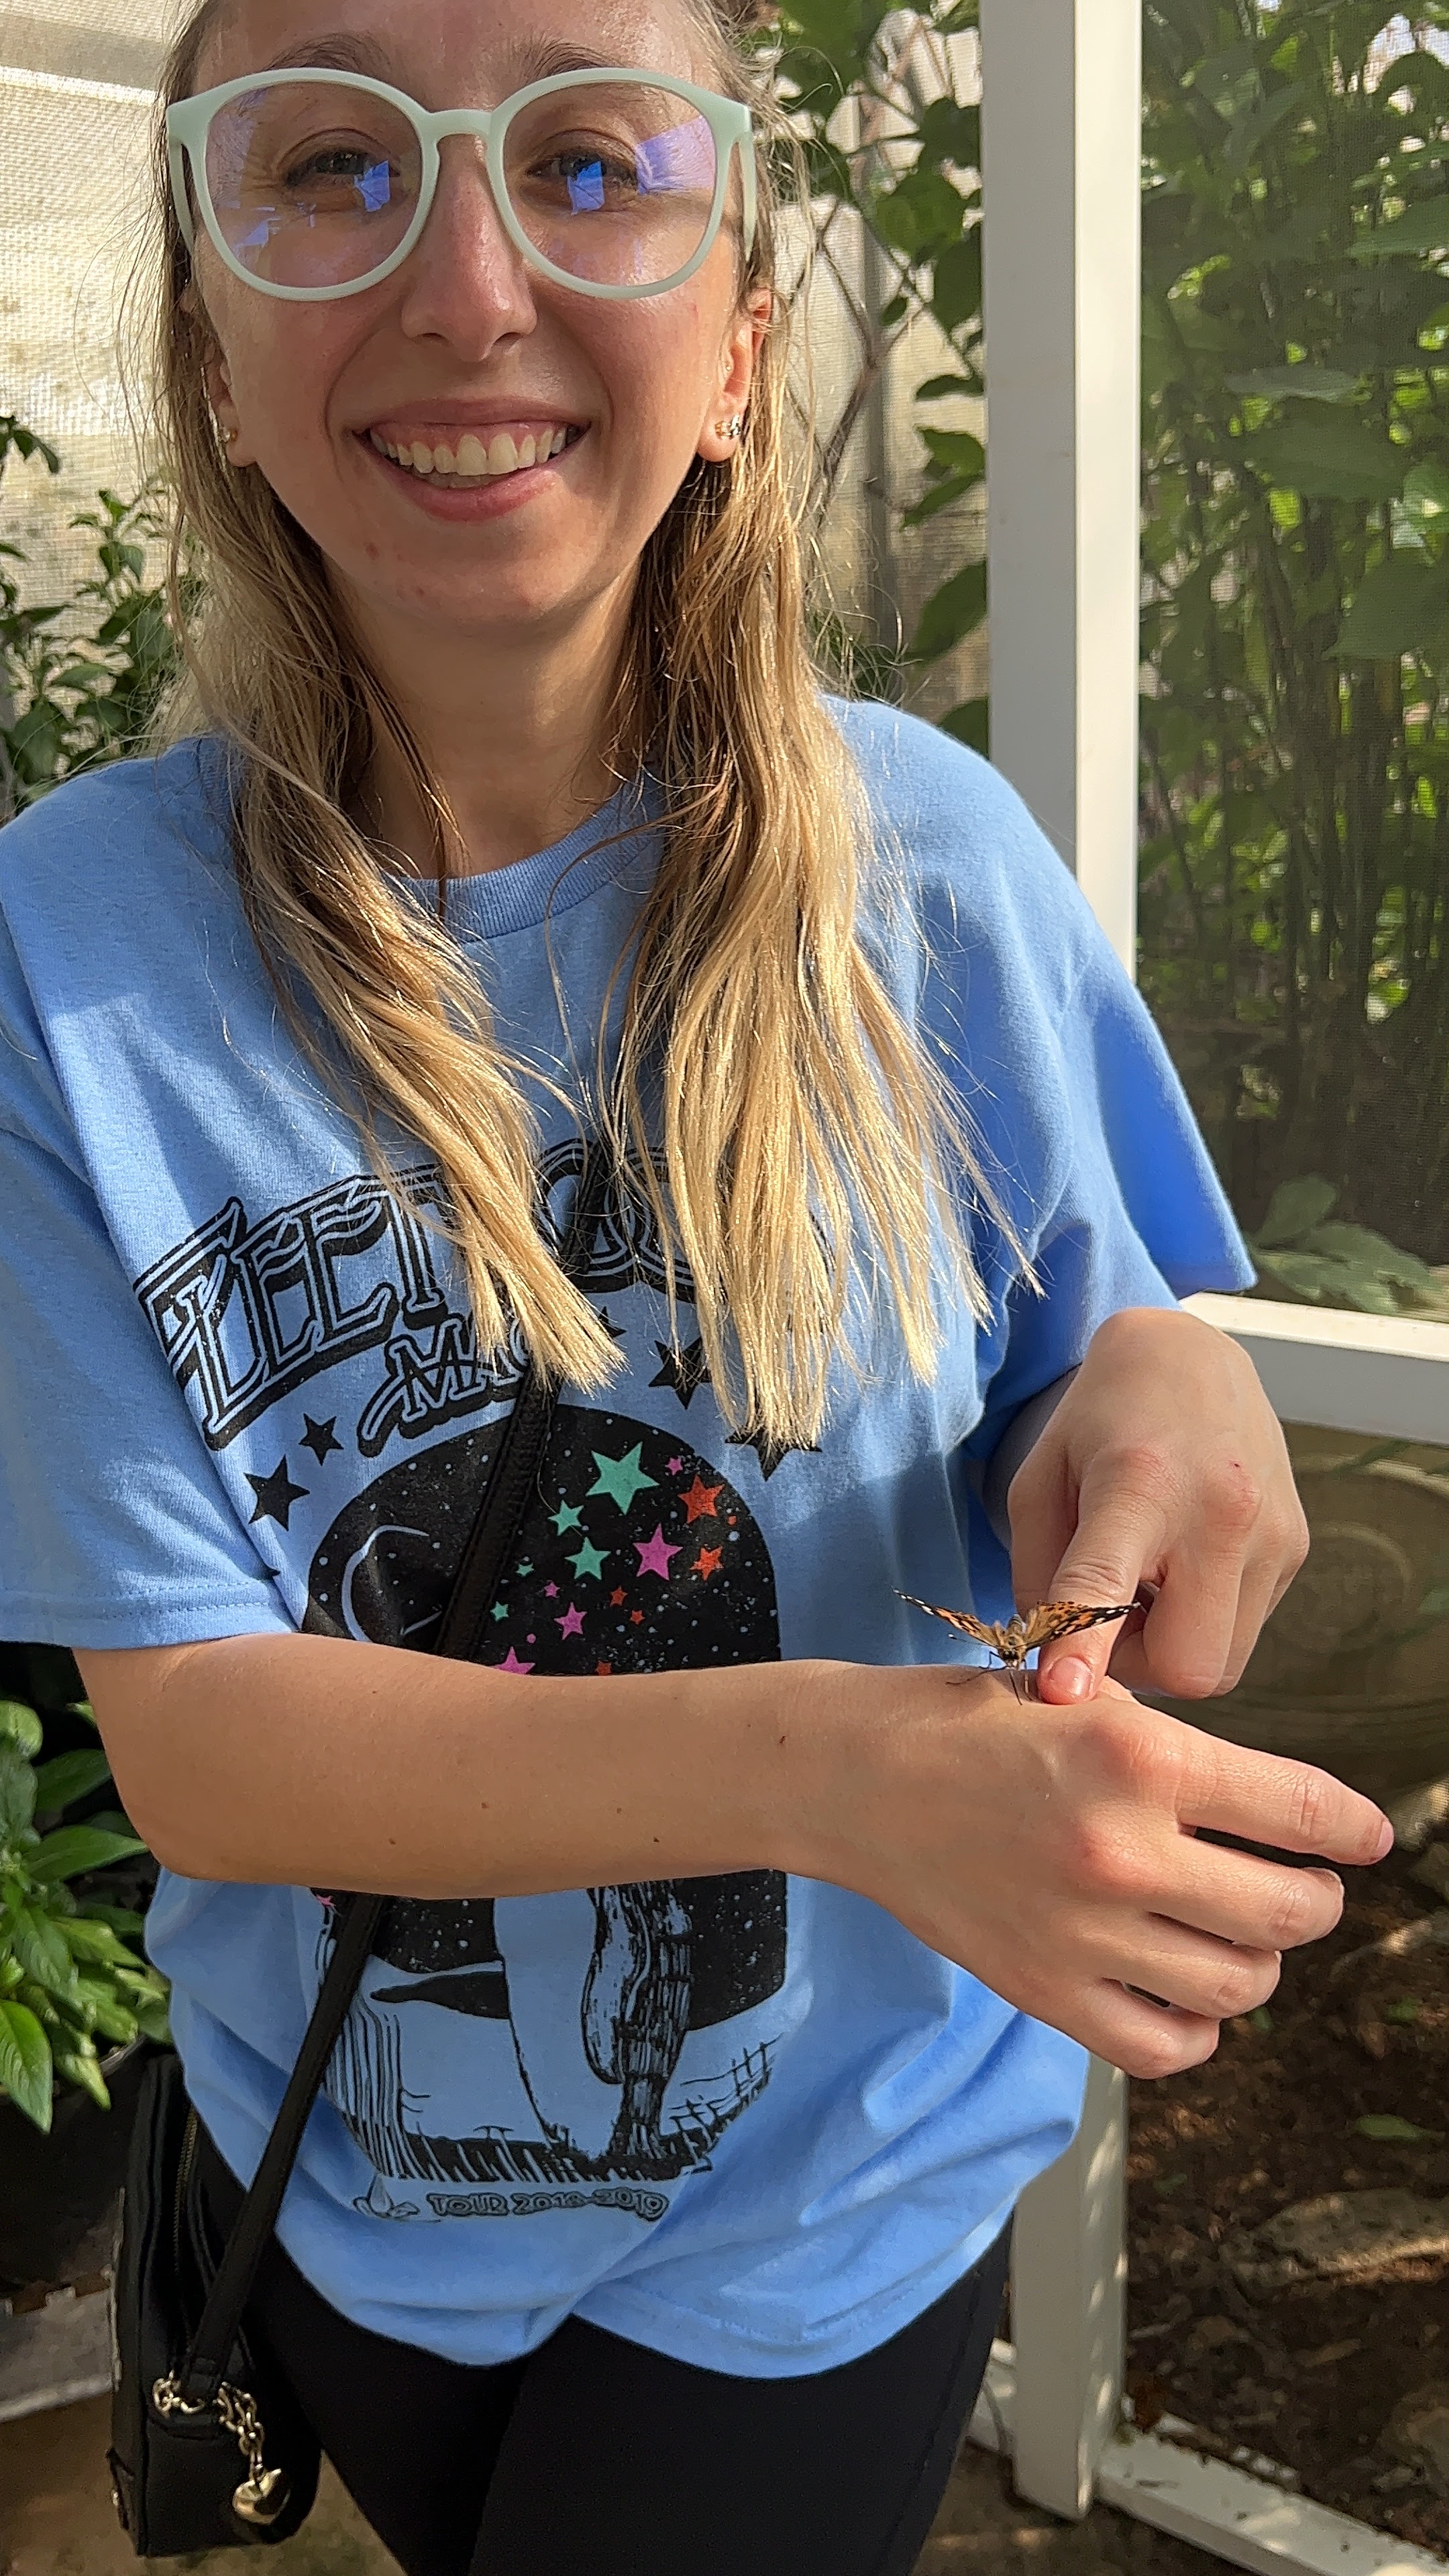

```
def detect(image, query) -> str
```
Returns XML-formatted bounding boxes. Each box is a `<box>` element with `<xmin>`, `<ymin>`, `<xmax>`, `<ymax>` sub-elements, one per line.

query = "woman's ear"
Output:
<box><xmin>696</xmin><ymin>285</ymin><xmax>772</xmax><ymax>464</ymax></box>
<box><xmin>203</xmin><ymin>345</ymin><xmax>252</xmax><ymax>466</ymax></box>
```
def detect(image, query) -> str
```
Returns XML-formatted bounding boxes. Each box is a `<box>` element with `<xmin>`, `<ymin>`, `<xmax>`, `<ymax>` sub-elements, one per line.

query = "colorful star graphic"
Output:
<box><xmin>494</xmin><ymin>1647</ymin><xmax>535</xmax><ymax>1674</ymax></box>
<box><xmin>680</xmin><ymin>1474</ymin><xmax>722</xmax><ymax>1524</ymax></box>
<box><xmin>610</xmin><ymin>1587</ymin><xmax>628</xmax><ymax>1607</ymax></box>
<box><xmin>550</xmin><ymin>1500</ymin><xmax>584</xmax><ymax>1536</ymax></box>
<box><xmin>666</xmin><ymin>1456</ymin><xmax>684</xmax><ymax>1475</ymax></box>
<box><xmin>491</xmin><ymin>1600</ymin><xmax>509</xmax><ymax>1622</ymax></box>
<box><xmin>557</xmin><ymin>1603</ymin><xmax>586</xmax><ymax>1639</ymax></box>
<box><xmin>694</xmin><ymin>1546</ymin><xmax>724</xmax><ymax>1581</ymax></box>
<box><xmin>544</xmin><ymin>1582</ymin><xmax>559</xmax><ymax>1599</ymax></box>
<box><xmin>635</xmin><ymin>1524</ymin><xmax>682</xmax><ymax>1581</ymax></box>
<box><xmin>649</xmin><ymin>1337</ymin><xmax>712</xmax><ymax>1408</ymax></box>
<box><xmin>246</xmin><ymin>1456</ymin><xmax>309</xmax><ymax>1530</ymax></box>
<box><xmin>629</xmin><ymin>1609</ymin><xmax>645</xmax><ymax>1626</ymax></box>
<box><xmin>300</xmin><ymin>1415</ymin><xmax>342</xmax><ymax>1465</ymax></box>
<box><xmin>569</xmin><ymin>1538</ymin><xmax>609</xmax><ymax>1584</ymax></box>
<box><xmin>588</xmin><ymin>1444</ymin><xmax>658</xmax><ymax>1511</ymax></box>
<box><xmin>596</xmin><ymin>1661</ymin><xmax>614</xmax><ymax>1677</ymax></box>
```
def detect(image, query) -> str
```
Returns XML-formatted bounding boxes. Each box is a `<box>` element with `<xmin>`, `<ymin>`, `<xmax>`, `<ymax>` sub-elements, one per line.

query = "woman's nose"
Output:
<box><xmin>396</xmin><ymin>140</ymin><xmax>538</xmax><ymax>347</ymax></box>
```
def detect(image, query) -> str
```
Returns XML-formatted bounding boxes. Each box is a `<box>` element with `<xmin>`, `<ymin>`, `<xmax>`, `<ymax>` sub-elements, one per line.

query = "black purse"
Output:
<box><xmin>107</xmin><ymin>1157</ymin><xmax>608</xmax><ymax>2555</ymax></box>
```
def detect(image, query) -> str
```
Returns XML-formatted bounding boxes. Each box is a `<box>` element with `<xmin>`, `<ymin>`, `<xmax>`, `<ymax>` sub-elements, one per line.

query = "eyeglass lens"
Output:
<box><xmin>203</xmin><ymin>80</ymin><xmax>720</xmax><ymax>292</ymax></box>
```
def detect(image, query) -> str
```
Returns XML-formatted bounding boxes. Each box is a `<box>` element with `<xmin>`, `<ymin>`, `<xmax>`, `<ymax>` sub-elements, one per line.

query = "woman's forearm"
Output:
<box><xmin>78</xmin><ymin>1634</ymin><xmax>821</xmax><ymax>1897</ymax></box>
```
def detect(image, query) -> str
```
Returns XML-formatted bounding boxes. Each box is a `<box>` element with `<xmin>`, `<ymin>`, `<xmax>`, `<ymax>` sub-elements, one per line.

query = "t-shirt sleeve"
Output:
<box><xmin>0</xmin><ymin>954</ymin><xmax>294</xmax><ymax>1650</ymax></box>
<box><xmin>845</xmin><ymin>706</ymin><xmax>1254</xmax><ymax>1466</ymax></box>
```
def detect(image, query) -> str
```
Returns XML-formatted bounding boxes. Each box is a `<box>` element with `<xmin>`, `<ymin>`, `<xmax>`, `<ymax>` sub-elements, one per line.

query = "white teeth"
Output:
<box><xmin>370</xmin><ymin>425</ymin><xmax>576</xmax><ymax>482</ymax></box>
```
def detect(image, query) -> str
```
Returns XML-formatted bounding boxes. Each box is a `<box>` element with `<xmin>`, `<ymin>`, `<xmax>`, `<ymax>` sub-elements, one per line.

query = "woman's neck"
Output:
<box><xmin>345</xmin><ymin>590</ymin><xmax>633</xmax><ymax>879</ymax></box>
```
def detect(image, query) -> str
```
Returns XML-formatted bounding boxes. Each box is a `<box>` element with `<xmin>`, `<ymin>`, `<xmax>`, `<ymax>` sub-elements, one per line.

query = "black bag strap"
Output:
<box><xmin>177</xmin><ymin>1148</ymin><xmax>612</xmax><ymax>2404</ymax></box>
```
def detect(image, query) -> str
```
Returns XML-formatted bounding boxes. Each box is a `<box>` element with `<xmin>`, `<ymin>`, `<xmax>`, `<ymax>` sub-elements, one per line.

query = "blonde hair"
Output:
<box><xmin>140</xmin><ymin>0</ymin><xmax>995</xmax><ymax>1449</ymax></box>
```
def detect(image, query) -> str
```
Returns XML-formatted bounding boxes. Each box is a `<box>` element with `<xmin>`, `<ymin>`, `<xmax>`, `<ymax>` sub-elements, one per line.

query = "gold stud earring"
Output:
<box><xmin>715</xmin><ymin>413</ymin><xmax>745</xmax><ymax>443</ymax></box>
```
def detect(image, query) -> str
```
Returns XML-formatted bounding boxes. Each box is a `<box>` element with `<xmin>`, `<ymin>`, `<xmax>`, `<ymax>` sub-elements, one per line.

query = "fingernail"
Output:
<box><xmin>1052</xmin><ymin>1656</ymin><xmax>1095</xmax><ymax>1701</ymax></box>
<box><xmin>1373</xmin><ymin>1818</ymin><xmax>1395</xmax><ymax>1862</ymax></box>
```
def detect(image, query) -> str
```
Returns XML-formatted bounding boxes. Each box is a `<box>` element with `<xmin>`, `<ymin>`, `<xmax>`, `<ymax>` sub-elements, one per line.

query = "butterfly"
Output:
<box><xmin>896</xmin><ymin>1594</ymin><xmax>1138</xmax><ymax>1697</ymax></box>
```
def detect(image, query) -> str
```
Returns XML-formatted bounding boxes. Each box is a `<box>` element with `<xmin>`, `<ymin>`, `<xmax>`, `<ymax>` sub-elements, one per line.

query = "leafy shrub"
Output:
<box><xmin>0</xmin><ymin>1685</ymin><xmax>168</xmax><ymax>2131</ymax></box>
<box><xmin>0</xmin><ymin>415</ymin><xmax>178</xmax><ymax>818</ymax></box>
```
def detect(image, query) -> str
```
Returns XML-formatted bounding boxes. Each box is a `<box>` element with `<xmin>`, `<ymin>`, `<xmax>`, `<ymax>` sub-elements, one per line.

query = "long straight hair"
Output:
<box><xmin>140</xmin><ymin>0</ymin><xmax>998</xmax><ymax>1448</ymax></box>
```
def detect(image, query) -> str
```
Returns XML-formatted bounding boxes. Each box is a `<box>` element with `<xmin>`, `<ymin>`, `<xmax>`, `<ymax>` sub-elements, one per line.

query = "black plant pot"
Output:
<box><xmin>0</xmin><ymin>2039</ymin><xmax>151</xmax><ymax>2291</ymax></box>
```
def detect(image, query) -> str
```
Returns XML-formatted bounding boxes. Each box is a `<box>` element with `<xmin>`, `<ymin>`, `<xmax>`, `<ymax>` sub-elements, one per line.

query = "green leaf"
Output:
<box><xmin>133</xmin><ymin>1990</ymin><xmax>172</xmax><ymax>2046</ymax></box>
<box><xmin>58</xmin><ymin>1915</ymin><xmax>135</xmax><ymax>1964</ymax></box>
<box><xmin>27</xmin><ymin>1825</ymin><xmax>145</xmax><ymax>1885</ymax></box>
<box><xmin>919</xmin><ymin>428</ymin><xmax>986</xmax><ymax>478</ymax></box>
<box><xmin>33</xmin><ymin>1749</ymin><xmax>111</xmax><ymax>1815</ymax></box>
<box><xmin>53</xmin><ymin>2046</ymin><xmax>110</xmax><ymax>2110</ymax></box>
<box><xmin>78</xmin><ymin>1901</ymin><xmax>145</xmax><ymax>1935</ymax></box>
<box><xmin>1244</xmin><ymin>414</ymin><xmax>1405</xmax><ymax>503</ymax></box>
<box><xmin>940</xmin><ymin>699</ymin><xmax>989</xmax><ymax>755</ymax></box>
<box><xmin>913</xmin><ymin>95</ymin><xmax>979</xmax><ymax>172</ymax></box>
<box><xmin>1334</xmin><ymin>554</ymin><xmax>1449</xmax><ymax>661</ymax></box>
<box><xmin>1354</xmin><ymin>2113</ymin><xmax>1444</xmax><ymax>2143</ymax></box>
<box><xmin>11</xmin><ymin>1904</ymin><xmax>77</xmax><ymax>1997</ymax></box>
<box><xmin>914</xmin><ymin>373</ymin><xmax>982</xmax><ymax>402</ymax></box>
<box><xmin>1253</xmin><ymin>1175</ymin><xmax>1339</xmax><ymax>1248</ymax></box>
<box><xmin>1249</xmin><ymin>2007</ymin><xmax>1274</xmax><ymax>2034</ymax></box>
<box><xmin>1298</xmin><ymin>1222</ymin><xmax>1444</xmax><ymax>1291</ymax></box>
<box><xmin>1385</xmin><ymin>2000</ymin><xmax>1423</xmax><ymax>2026</ymax></box>
<box><xmin>1402</xmin><ymin>459</ymin><xmax>1449</xmax><ymax>529</ymax></box>
<box><xmin>0</xmin><ymin>1743</ymin><xmax>37</xmax><ymax>1840</ymax></box>
<box><xmin>1350</xmin><ymin>198</ymin><xmax>1449</xmax><ymax>262</ymax></box>
<box><xmin>902</xmin><ymin>472</ymin><xmax>983</xmax><ymax>527</ymax></box>
<box><xmin>0</xmin><ymin>1701</ymin><xmax>42</xmax><ymax>1759</ymax></box>
<box><xmin>1226</xmin><ymin>367</ymin><xmax>1360</xmax><ymax>404</ymax></box>
<box><xmin>0</xmin><ymin>1998</ymin><xmax>52</xmax><ymax>2129</ymax></box>
<box><xmin>871</xmin><ymin>167</ymin><xmax>965</xmax><ymax>260</ymax></box>
<box><xmin>909</xmin><ymin>561</ymin><xmax>988</xmax><ymax>662</ymax></box>
<box><xmin>931</xmin><ymin>229</ymin><xmax>982</xmax><ymax>334</ymax></box>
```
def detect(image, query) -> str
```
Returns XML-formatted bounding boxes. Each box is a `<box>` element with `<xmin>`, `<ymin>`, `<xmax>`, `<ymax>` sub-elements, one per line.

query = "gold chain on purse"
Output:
<box><xmin>151</xmin><ymin>2372</ymin><xmax>290</xmax><ymax>2527</ymax></box>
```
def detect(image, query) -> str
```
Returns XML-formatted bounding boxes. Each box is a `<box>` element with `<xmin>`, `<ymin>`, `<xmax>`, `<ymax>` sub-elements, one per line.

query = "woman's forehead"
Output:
<box><xmin>196</xmin><ymin>0</ymin><xmax>709</xmax><ymax>98</ymax></box>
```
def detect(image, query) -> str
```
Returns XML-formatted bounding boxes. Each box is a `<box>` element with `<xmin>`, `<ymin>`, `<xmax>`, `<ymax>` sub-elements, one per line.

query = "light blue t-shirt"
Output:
<box><xmin>0</xmin><ymin>702</ymin><xmax>1250</xmax><ymax>2375</ymax></box>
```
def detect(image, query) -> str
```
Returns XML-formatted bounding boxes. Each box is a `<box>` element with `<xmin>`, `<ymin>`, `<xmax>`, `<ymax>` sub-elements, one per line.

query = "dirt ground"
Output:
<box><xmin>1126</xmin><ymin>1824</ymin><xmax>1449</xmax><ymax>2554</ymax></box>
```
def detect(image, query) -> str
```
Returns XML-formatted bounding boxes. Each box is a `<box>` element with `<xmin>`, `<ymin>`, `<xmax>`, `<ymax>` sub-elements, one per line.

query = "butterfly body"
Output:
<box><xmin>896</xmin><ymin>1593</ymin><xmax>1137</xmax><ymax>1677</ymax></box>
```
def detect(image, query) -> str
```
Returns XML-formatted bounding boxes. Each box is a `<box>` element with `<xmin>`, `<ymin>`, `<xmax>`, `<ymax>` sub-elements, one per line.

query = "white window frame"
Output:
<box><xmin>978</xmin><ymin>5</ymin><xmax>1449</xmax><ymax>2564</ymax></box>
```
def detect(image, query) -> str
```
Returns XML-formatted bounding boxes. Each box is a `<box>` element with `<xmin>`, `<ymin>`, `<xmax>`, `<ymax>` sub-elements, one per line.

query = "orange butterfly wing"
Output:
<box><xmin>1016</xmin><ymin>1601</ymin><xmax>1139</xmax><ymax>1654</ymax></box>
<box><xmin>899</xmin><ymin>1593</ymin><xmax>1137</xmax><ymax>1665</ymax></box>
<box><xmin>896</xmin><ymin>1592</ymin><xmax>996</xmax><ymax>1648</ymax></box>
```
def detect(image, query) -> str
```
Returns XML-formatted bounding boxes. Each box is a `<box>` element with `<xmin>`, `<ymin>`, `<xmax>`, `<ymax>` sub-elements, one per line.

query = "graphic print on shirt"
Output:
<box><xmin>132</xmin><ymin>1141</ymin><xmax>688</xmax><ymax>1459</ymax></box>
<box><xmin>303</xmin><ymin>1410</ymin><xmax>786</xmax><ymax>2223</ymax></box>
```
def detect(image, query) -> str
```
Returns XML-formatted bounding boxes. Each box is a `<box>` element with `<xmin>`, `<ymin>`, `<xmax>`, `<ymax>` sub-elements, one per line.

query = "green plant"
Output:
<box><xmin>0</xmin><ymin>415</ymin><xmax>180</xmax><ymax>817</ymax></box>
<box><xmin>1250</xmin><ymin>1173</ymin><xmax>1449</xmax><ymax>1314</ymax></box>
<box><xmin>0</xmin><ymin>1691</ymin><xmax>169</xmax><ymax>2131</ymax></box>
<box><xmin>763</xmin><ymin>0</ymin><xmax>987</xmax><ymax>732</ymax></box>
<box><xmin>1137</xmin><ymin>2</ymin><xmax>1449</xmax><ymax>1263</ymax></box>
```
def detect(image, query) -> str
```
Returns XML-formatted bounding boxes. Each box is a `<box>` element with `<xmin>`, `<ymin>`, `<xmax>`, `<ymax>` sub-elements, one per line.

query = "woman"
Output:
<box><xmin>0</xmin><ymin>0</ymin><xmax>1386</xmax><ymax>2567</ymax></box>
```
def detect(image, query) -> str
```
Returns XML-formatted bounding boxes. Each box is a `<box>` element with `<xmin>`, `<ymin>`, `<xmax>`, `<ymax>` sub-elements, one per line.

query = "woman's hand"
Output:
<box><xmin>1005</xmin><ymin>1306</ymin><xmax>1308</xmax><ymax>1707</ymax></box>
<box><xmin>802</xmin><ymin>1662</ymin><xmax>1389</xmax><ymax>2078</ymax></box>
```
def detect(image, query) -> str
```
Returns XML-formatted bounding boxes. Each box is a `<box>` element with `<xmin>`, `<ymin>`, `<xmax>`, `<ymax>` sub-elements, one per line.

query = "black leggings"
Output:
<box><xmin>199</xmin><ymin>2126</ymin><xmax>1008</xmax><ymax>2576</ymax></box>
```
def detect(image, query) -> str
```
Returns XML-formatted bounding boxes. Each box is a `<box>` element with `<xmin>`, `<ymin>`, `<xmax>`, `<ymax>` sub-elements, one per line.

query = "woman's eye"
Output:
<box><xmin>535</xmin><ymin>148</ymin><xmax>638</xmax><ymax>198</ymax></box>
<box><xmin>283</xmin><ymin>145</ymin><xmax>396</xmax><ymax>193</ymax></box>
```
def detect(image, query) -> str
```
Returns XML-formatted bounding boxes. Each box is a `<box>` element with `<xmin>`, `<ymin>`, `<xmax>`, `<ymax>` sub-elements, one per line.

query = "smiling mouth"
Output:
<box><xmin>367</xmin><ymin>425</ymin><xmax>583</xmax><ymax>489</ymax></box>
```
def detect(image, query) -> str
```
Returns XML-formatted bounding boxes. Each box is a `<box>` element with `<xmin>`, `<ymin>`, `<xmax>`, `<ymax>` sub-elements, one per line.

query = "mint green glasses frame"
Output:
<box><xmin>167</xmin><ymin>66</ymin><xmax>758</xmax><ymax>304</ymax></box>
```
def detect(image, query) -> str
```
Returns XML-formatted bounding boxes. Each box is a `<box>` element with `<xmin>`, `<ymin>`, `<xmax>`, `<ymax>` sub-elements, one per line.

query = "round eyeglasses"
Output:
<box><xmin>166</xmin><ymin>66</ymin><xmax>757</xmax><ymax>304</ymax></box>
